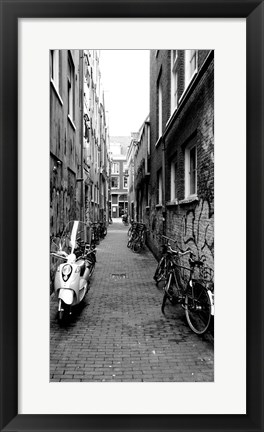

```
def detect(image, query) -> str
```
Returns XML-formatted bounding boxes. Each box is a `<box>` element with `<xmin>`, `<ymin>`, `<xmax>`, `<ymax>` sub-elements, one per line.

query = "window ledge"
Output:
<box><xmin>156</xmin><ymin>204</ymin><xmax>162</xmax><ymax>209</ymax></box>
<box><xmin>68</xmin><ymin>115</ymin><xmax>76</xmax><ymax>131</ymax></box>
<box><xmin>166</xmin><ymin>106</ymin><xmax>178</xmax><ymax>126</ymax></box>
<box><xmin>146</xmin><ymin>206</ymin><xmax>150</xmax><ymax>210</ymax></box>
<box><xmin>155</xmin><ymin>136</ymin><xmax>162</xmax><ymax>148</ymax></box>
<box><xmin>179</xmin><ymin>196</ymin><xmax>199</xmax><ymax>205</ymax></box>
<box><xmin>166</xmin><ymin>200</ymin><xmax>179</xmax><ymax>207</ymax></box>
<box><xmin>50</xmin><ymin>79</ymin><xmax>63</xmax><ymax>106</ymax></box>
<box><xmin>179</xmin><ymin>69</ymin><xmax>198</xmax><ymax>105</ymax></box>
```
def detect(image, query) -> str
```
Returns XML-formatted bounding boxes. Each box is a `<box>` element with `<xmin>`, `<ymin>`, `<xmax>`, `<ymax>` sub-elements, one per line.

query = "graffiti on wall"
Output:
<box><xmin>179</xmin><ymin>199</ymin><xmax>214</xmax><ymax>266</ymax></box>
<box><xmin>50</xmin><ymin>166</ymin><xmax>77</xmax><ymax>237</ymax></box>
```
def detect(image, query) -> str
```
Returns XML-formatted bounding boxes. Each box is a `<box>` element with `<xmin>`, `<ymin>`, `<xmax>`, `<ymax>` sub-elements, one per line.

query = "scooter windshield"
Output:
<box><xmin>60</xmin><ymin>221</ymin><xmax>88</xmax><ymax>255</ymax></box>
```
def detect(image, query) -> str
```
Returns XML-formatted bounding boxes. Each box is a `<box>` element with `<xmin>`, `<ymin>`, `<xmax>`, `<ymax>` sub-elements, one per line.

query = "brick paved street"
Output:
<box><xmin>50</xmin><ymin>219</ymin><xmax>214</xmax><ymax>382</ymax></box>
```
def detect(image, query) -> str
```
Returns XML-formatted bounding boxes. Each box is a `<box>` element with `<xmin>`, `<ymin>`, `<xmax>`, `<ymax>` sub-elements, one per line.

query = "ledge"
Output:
<box><xmin>164</xmin><ymin>50</ymin><xmax>214</xmax><ymax>139</ymax></box>
<box><xmin>178</xmin><ymin>196</ymin><xmax>199</xmax><ymax>205</ymax></box>
<box><xmin>166</xmin><ymin>196</ymin><xmax>199</xmax><ymax>207</ymax></box>
<box><xmin>155</xmin><ymin>136</ymin><xmax>162</xmax><ymax>148</ymax></box>
<box><xmin>155</xmin><ymin>204</ymin><xmax>162</xmax><ymax>209</ymax></box>
<box><xmin>50</xmin><ymin>79</ymin><xmax>63</xmax><ymax>106</ymax></box>
<box><xmin>166</xmin><ymin>200</ymin><xmax>179</xmax><ymax>207</ymax></box>
<box><xmin>67</xmin><ymin>115</ymin><xmax>76</xmax><ymax>131</ymax></box>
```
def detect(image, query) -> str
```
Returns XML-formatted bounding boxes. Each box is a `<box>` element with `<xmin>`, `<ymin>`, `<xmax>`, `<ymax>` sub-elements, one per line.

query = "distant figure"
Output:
<box><xmin>122</xmin><ymin>212</ymin><xmax>128</xmax><ymax>225</ymax></box>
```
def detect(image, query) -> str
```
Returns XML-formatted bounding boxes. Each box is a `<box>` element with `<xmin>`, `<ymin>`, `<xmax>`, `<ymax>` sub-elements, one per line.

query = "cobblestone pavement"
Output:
<box><xmin>50</xmin><ymin>219</ymin><xmax>214</xmax><ymax>382</ymax></box>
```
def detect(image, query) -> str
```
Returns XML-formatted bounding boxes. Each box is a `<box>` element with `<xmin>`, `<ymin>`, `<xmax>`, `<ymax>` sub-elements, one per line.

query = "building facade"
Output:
<box><xmin>126</xmin><ymin>134</ymin><xmax>137</xmax><ymax>221</ymax></box>
<box><xmin>50</xmin><ymin>49</ymin><xmax>110</xmax><ymax>290</ymax></box>
<box><xmin>110</xmin><ymin>155</ymin><xmax>128</xmax><ymax>218</ymax></box>
<box><xmin>50</xmin><ymin>49</ymin><xmax>83</xmax><ymax>237</ymax></box>
<box><xmin>109</xmin><ymin>138</ymin><xmax>129</xmax><ymax>218</ymax></box>
<box><xmin>83</xmin><ymin>50</ymin><xmax>110</xmax><ymax>226</ymax></box>
<box><xmin>132</xmin><ymin>49</ymin><xmax>214</xmax><ymax>271</ymax></box>
<box><xmin>133</xmin><ymin>117</ymin><xmax>151</xmax><ymax>223</ymax></box>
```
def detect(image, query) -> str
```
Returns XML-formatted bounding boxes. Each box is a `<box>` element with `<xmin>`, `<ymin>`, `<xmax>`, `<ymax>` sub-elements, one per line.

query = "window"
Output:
<box><xmin>185</xmin><ymin>50</ymin><xmax>198</xmax><ymax>89</ymax></box>
<box><xmin>51</xmin><ymin>50</ymin><xmax>59</xmax><ymax>90</ymax></box>
<box><xmin>67</xmin><ymin>53</ymin><xmax>75</xmax><ymax>120</ymax></box>
<box><xmin>119</xmin><ymin>194</ymin><xmax>127</xmax><ymax>202</ymax></box>
<box><xmin>185</xmin><ymin>142</ymin><xmax>197</xmax><ymax>198</ymax></box>
<box><xmin>112</xmin><ymin>162</ymin><xmax>119</xmax><ymax>174</ymax></box>
<box><xmin>146</xmin><ymin>183</ymin><xmax>150</xmax><ymax>206</ymax></box>
<box><xmin>123</xmin><ymin>163</ymin><xmax>128</xmax><ymax>173</ymax></box>
<box><xmin>111</xmin><ymin>176</ymin><xmax>119</xmax><ymax>189</ymax></box>
<box><xmin>158</xmin><ymin>78</ymin><xmax>162</xmax><ymax>138</ymax></box>
<box><xmin>170</xmin><ymin>159</ymin><xmax>178</xmax><ymax>201</ymax></box>
<box><xmin>171</xmin><ymin>50</ymin><xmax>178</xmax><ymax>112</ymax></box>
<box><xmin>112</xmin><ymin>195</ymin><xmax>118</xmax><ymax>204</ymax></box>
<box><xmin>157</xmin><ymin>170</ymin><xmax>162</xmax><ymax>205</ymax></box>
<box><xmin>123</xmin><ymin>177</ymin><xmax>128</xmax><ymax>188</ymax></box>
<box><xmin>147</xmin><ymin>123</ymin><xmax>150</xmax><ymax>156</ymax></box>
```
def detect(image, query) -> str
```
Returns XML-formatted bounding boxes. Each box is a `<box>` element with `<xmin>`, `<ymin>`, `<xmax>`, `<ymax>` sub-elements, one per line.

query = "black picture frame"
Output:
<box><xmin>0</xmin><ymin>0</ymin><xmax>263</xmax><ymax>431</ymax></box>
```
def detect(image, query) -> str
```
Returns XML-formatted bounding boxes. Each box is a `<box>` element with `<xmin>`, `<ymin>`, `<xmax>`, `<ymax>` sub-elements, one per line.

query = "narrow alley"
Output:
<box><xmin>50</xmin><ymin>219</ymin><xmax>214</xmax><ymax>382</ymax></box>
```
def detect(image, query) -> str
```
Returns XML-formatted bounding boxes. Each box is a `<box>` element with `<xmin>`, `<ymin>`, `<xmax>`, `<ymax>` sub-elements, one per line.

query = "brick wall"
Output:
<box><xmin>50</xmin><ymin>50</ymin><xmax>82</xmax><ymax>238</ymax></box>
<box><xmin>145</xmin><ymin>50</ymin><xmax>214</xmax><ymax>272</ymax></box>
<box><xmin>165</xmin><ymin>56</ymin><xmax>214</xmax><ymax>270</ymax></box>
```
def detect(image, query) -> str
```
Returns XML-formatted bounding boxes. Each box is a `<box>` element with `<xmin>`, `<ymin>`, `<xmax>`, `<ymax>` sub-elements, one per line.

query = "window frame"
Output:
<box><xmin>171</xmin><ymin>50</ymin><xmax>178</xmax><ymax>113</ymax></box>
<box><xmin>170</xmin><ymin>159</ymin><xmax>178</xmax><ymax>202</ymax></box>
<box><xmin>67</xmin><ymin>52</ymin><xmax>75</xmax><ymax>124</ymax></box>
<box><xmin>185</xmin><ymin>141</ymin><xmax>197</xmax><ymax>198</ymax></box>
<box><xmin>50</xmin><ymin>50</ymin><xmax>63</xmax><ymax>105</ymax></box>
<box><xmin>51</xmin><ymin>50</ymin><xmax>59</xmax><ymax>89</ymax></box>
<box><xmin>123</xmin><ymin>176</ymin><xmax>128</xmax><ymax>189</ymax></box>
<box><xmin>111</xmin><ymin>176</ymin><xmax>119</xmax><ymax>189</ymax></box>
<box><xmin>158</xmin><ymin>77</ymin><xmax>162</xmax><ymax>139</ymax></box>
<box><xmin>112</xmin><ymin>162</ymin><xmax>120</xmax><ymax>174</ymax></box>
<box><xmin>157</xmin><ymin>170</ymin><xmax>162</xmax><ymax>205</ymax></box>
<box><xmin>184</xmin><ymin>49</ymin><xmax>198</xmax><ymax>90</ymax></box>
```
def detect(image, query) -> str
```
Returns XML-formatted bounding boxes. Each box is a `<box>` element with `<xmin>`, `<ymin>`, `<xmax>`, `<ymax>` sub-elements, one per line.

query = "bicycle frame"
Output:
<box><xmin>162</xmin><ymin>251</ymin><xmax>214</xmax><ymax>335</ymax></box>
<box><xmin>165</xmin><ymin>259</ymin><xmax>189</xmax><ymax>302</ymax></box>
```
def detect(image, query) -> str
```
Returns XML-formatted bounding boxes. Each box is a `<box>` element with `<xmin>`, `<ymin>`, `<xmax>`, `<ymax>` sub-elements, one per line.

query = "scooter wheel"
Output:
<box><xmin>58</xmin><ymin>310</ymin><xmax>64</xmax><ymax>321</ymax></box>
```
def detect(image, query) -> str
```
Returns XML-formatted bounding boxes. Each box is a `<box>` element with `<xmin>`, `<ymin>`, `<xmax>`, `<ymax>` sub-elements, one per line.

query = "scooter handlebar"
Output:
<box><xmin>50</xmin><ymin>252</ymin><xmax>68</xmax><ymax>260</ymax></box>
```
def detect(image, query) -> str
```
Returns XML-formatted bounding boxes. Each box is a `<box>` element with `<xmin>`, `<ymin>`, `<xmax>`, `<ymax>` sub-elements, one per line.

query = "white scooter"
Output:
<box><xmin>51</xmin><ymin>220</ymin><xmax>96</xmax><ymax>321</ymax></box>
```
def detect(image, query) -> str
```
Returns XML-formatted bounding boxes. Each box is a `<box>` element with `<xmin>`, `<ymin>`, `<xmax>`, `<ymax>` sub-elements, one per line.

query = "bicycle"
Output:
<box><xmin>127</xmin><ymin>222</ymin><xmax>147</xmax><ymax>253</ymax></box>
<box><xmin>91</xmin><ymin>222</ymin><xmax>100</xmax><ymax>247</ymax></box>
<box><xmin>153</xmin><ymin>235</ymin><xmax>178</xmax><ymax>285</ymax></box>
<box><xmin>98</xmin><ymin>221</ymin><xmax>107</xmax><ymax>239</ymax></box>
<box><xmin>160</xmin><ymin>245</ymin><xmax>214</xmax><ymax>335</ymax></box>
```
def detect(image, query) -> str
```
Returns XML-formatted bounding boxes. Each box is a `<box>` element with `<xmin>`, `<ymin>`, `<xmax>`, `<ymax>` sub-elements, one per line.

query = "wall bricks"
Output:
<box><xmin>139</xmin><ymin>50</ymin><xmax>214</xmax><ymax>273</ymax></box>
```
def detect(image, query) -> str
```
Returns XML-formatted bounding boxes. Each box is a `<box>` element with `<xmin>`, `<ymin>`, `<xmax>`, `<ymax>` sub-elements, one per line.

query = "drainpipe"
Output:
<box><xmin>162</xmin><ymin>137</ymin><xmax>166</xmax><ymax>236</ymax></box>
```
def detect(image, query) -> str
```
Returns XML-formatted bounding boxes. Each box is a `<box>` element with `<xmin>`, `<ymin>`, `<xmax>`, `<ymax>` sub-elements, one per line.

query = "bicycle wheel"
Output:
<box><xmin>161</xmin><ymin>273</ymin><xmax>177</xmax><ymax>313</ymax></box>
<box><xmin>185</xmin><ymin>282</ymin><xmax>211</xmax><ymax>335</ymax></box>
<box><xmin>161</xmin><ymin>292</ymin><xmax>168</xmax><ymax>314</ymax></box>
<box><xmin>154</xmin><ymin>256</ymin><xmax>167</xmax><ymax>283</ymax></box>
<box><xmin>132</xmin><ymin>239</ymin><xmax>142</xmax><ymax>253</ymax></box>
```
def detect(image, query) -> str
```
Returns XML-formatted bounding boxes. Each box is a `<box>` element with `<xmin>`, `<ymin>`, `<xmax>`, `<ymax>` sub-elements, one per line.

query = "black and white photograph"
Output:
<box><xmin>2</xmin><ymin>0</ymin><xmax>264</xmax><ymax>427</ymax></box>
<box><xmin>50</xmin><ymin>49</ymin><xmax>214</xmax><ymax>383</ymax></box>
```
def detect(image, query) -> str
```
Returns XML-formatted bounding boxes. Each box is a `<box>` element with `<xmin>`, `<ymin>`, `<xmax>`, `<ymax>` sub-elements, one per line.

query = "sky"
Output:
<box><xmin>99</xmin><ymin>50</ymin><xmax>150</xmax><ymax>137</ymax></box>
